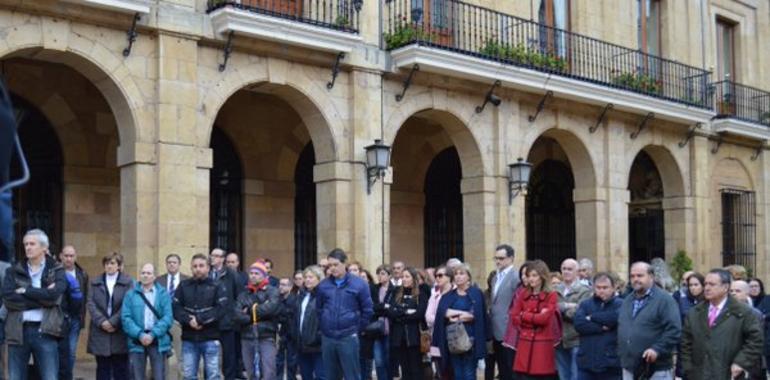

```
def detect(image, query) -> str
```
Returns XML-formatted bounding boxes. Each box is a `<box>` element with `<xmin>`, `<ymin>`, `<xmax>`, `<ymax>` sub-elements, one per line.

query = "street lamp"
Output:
<box><xmin>365</xmin><ymin>139</ymin><xmax>391</xmax><ymax>194</ymax></box>
<box><xmin>508</xmin><ymin>157</ymin><xmax>532</xmax><ymax>204</ymax></box>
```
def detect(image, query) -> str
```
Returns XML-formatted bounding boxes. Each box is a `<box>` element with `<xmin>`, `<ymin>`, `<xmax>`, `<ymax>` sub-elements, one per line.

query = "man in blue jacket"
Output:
<box><xmin>316</xmin><ymin>248</ymin><xmax>373</xmax><ymax>380</ymax></box>
<box><xmin>574</xmin><ymin>272</ymin><xmax>623</xmax><ymax>380</ymax></box>
<box><xmin>122</xmin><ymin>263</ymin><xmax>174</xmax><ymax>380</ymax></box>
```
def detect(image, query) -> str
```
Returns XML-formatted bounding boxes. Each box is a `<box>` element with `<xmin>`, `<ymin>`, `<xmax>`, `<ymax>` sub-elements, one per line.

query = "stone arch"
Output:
<box><xmin>384</xmin><ymin>91</ymin><xmax>487</xmax><ymax>179</ymax></box>
<box><xmin>198</xmin><ymin>66</ymin><xmax>341</xmax><ymax>164</ymax></box>
<box><xmin>711</xmin><ymin>157</ymin><xmax>754</xmax><ymax>192</ymax></box>
<box><xmin>0</xmin><ymin>25</ymin><xmax>144</xmax><ymax>146</ymax></box>
<box><xmin>625</xmin><ymin>145</ymin><xmax>687</xmax><ymax>197</ymax></box>
<box><xmin>522</xmin><ymin>128</ymin><xmax>597</xmax><ymax>190</ymax></box>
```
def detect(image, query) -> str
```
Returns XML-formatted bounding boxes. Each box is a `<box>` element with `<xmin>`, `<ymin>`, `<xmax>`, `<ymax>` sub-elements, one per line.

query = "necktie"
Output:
<box><xmin>708</xmin><ymin>305</ymin><xmax>719</xmax><ymax>327</ymax></box>
<box><xmin>169</xmin><ymin>275</ymin><xmax>175</xmax><ymax>295</ymax></box>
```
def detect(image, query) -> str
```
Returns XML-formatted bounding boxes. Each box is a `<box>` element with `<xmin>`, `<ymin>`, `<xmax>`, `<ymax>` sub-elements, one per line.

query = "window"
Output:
<box><xmin>538</xmin><ymin>0</ymin><xmax>570</xmax><ymax>57</ymax></box>
<box><xmin>209</xmin><ymin>128</ymin><xmax>243</xmax><ymax>255</ymax></box>
<box><xmin>716</xmin><ymin>19</ymin><xmax>736</xmax><ymax>82</ymax></box>
<box><xmin>721</xmin><ymin>189</ymin><xmax>755</xmax><ymax>273</ymax></box>
<box><xmin>638</xmin><ymin>0</ymin><xmax>661</xmax><ymax>56</ymax></box>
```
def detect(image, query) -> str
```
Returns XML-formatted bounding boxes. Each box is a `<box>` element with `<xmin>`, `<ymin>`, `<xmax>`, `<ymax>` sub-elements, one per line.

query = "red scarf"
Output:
<box><xmin>247</xmin><ymin>279</ymin><xmax>269</xmax><ymax>293</ymax></box>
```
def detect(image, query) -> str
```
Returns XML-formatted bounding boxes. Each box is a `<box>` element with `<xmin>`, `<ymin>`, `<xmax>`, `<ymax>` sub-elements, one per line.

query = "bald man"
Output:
<box><xmin>555</xmin><ymin>258</ymin><xmax>592</xmax><ymax>380</ymax></box>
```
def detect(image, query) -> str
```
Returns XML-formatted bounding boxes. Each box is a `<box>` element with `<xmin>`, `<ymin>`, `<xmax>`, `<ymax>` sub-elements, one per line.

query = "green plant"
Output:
<box><xmin>479</xmin><ymin>40</ymin><xmax>568</xmax><ymax>72</ymax></box>
<box><xmin>670</xmin><ymin>250</ymin><xmax>693</xmax><ymax>284</ymax></box>
<box><xmin>760</xmin><ymin>111</ymin><xmax>770</xmax><ymax>124</ymax></box>
<box><xmin>334</xmin><ymin>15</ymin><xmax>350</xmax><ymax>27</ymax></box>
<box><xmin>612</xmin><ymin>72</ymin><xmax>662</xmax><ymax>94</ymax></box>
<box><xmin>384</xmin><ymin>23</ymin><xmax>435</xmax><ymax>50</ymax></box>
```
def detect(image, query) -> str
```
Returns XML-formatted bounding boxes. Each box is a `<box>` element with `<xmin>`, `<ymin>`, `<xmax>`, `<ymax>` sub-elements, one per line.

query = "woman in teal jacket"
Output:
<box><xmin>121</xmin><ymin>264</ymin><xmax>174</xmax><ymax>380</ymax></box>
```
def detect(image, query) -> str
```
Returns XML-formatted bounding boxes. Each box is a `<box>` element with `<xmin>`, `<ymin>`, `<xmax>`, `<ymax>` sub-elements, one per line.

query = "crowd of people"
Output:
<box><xmin>0</xmin><ymin>229</ymin><xmax>768</xmax><ymax>380</ymax></box>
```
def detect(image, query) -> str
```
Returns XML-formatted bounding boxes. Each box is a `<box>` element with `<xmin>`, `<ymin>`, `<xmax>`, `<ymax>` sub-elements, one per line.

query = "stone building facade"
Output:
<box><xmin>3</xmin><ymin>0</ymin><xmax>770</xmax><ymax>288</ymax></box>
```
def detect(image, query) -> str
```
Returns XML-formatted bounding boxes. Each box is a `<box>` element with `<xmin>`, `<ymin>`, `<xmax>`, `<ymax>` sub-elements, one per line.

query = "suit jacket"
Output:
<box><xmin>156</xmin><ymin>272</ymin><xmax>190</xmax><ymax>298</ymax></box>
<box><xmin>489</xmin><ymin>266</ymin><xmax>520</xmax><ymax>341</ymax></box>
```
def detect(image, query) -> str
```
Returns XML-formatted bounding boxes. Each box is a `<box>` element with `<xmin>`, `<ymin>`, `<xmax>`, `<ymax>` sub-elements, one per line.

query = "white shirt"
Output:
<box><xmin>142</xmin><ymin>286</ymin><xmax>157</xmax><ymax>331</ymax></box>
<box><xmin>300</xmin><ymin>293</ymin><xmax>311</xmax><ymax>330</ymax></box>
<box><xmin>167</xmin><ymin>273</ymin><xmax>178</xmax><ymax>291</ymax></box>
<box><xmin>22</xmin><ymin>260</ymin><xmax>46</xmax><ymax>322</ymax></box>
<box><xmin>106</xmin><ymin>272</ymin><xmax>119</xmax><ymax>315</ymax></box>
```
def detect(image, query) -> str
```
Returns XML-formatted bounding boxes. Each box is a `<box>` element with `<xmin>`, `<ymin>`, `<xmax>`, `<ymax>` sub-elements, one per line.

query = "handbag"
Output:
<box><xmin>446</xmin><ymin>321</ymin><xmax>473</xmax><ymax>354</ymax></box>
<box><xmin>364</xmin><ymin>319</ymin><xmax>386</xmax><ymax>337</ymax></box>
<box><xmin>419</xmin><ymin>328</ymin><xmax>431</xmax><ymax>353</ymax></box>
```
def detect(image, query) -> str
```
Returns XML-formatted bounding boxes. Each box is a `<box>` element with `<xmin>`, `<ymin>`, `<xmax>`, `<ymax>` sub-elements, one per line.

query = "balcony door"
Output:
<box><xmin>538</xmin><ymin>0</ymin><xmax>570</xmax><ymax>58</ymax></box>
<box><xmin>411</xmin><ymin>0</ymin><xmax>454</xmax><ymax>45</ymax></box>
<box><xmin>638</xmin><ymin>0</ymin><xmax>661</xmax><ymax>76</ymax></box>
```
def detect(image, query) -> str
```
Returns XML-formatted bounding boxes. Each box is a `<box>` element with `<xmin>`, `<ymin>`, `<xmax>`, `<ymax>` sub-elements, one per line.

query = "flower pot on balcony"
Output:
<box><xmin>718</xmin><ymin>101</ymin><xmax>736</xmax><ymax>116</ymax></box>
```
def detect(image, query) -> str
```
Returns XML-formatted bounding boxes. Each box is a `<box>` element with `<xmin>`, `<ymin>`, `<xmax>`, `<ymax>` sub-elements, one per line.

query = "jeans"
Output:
<box><xmin>297</xmin><ymin>351</ymin><xmax>325</xmax><ymax>380</ymax></box>
<box><xmin>182</xmin><ymin>340</ymin><xmax>222</xmax><ymax>380</ymax></box>
<box><xmin>577</xmin><ymin>368</ymin><xmax>621</xmax><ymax>380</ymax></box>
<box><xmin>96</xmin><ymin>354</ymin><xmax>129</xmax><ymax>380</ymax></box>
<box><xmin>322</xmin><ymin>334</ymin><xmax>361</xmax><ymax>380</ymax></box>
<box><xmin>130</xmin><ymin>345</ymin><xmax>167</xmax><ymax>380</ymax></box>
<box><xmin>621</xmin><ymin>368</ymin><xmax>673</xmax><ymax>380</ymax></box>
<box><xmin>241</xmin><ymin>338</ymin><xmax>277</xmax><ymax>380</ymax></box>
<box><xmin>556</xmin><ymin>346</ymin><xmax>578</xmax><ymax>380</ymax></box>
<box><xmin>0</xmin><ymin>318</ymin><xmax>5</xmax><ymax>380</ymax></box>
<box><xmin>450</xmin><ymin>352</ymin><xmax>477</xmax><ymax>380</ymax></box>
<box><xmin>57</xmin><ymin>318</ymin><xmax>81</xmax><ymax>380</ymax></box>
<box><xmin>372</xmin><ymin>336</ymin><xmax>390</xmax><ymax>380</ymax></box>
<box><xmin>8</xmin><ymin>324</ymin><xmax>59</xmax><ymax>380</ymax></box>
<box><xmin>220</xmin><ymin>330</ymin><xmax>238</xmax><ymax>380</ymax></box>
<box><xmin>276</xmin><ymin>337</ymin><xmax>297</xmax><ymax>380</ymax></box>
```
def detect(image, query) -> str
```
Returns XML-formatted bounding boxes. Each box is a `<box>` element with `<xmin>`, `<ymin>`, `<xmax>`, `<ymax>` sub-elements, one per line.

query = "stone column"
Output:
<box><xmin>662</xmin><ymin>195</ymin><xmax>695</xmax><ymax>258</ymax></box>
<box><xmin>314</xmin><ymin>161</ymin><xmax>354</xmax><ymax>261</ymax></box>
<box><xmin>118</xmin><ymin>142</ymin><xmax>157</xmax><ymax>276</ymax></box>
<box><xmin>689</xmin><ymin>134</ymin><xmax>712</xmax><ymax>270</ymax></box>
<box><xmin>461</xmin><ymin>176</ymin><xmax>497</xmax><ymax>277</ymax></box>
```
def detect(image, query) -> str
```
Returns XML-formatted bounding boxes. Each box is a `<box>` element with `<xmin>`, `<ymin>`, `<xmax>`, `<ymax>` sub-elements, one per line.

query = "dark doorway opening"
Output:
<box><xmin>294</xmin><ymin>143</ymin><xmax>317</xmax><ymax>270</ymax></box>
<box><xmin>210</xmin><ymin>127</ymin><xmax>243</xmax><ymax>257</ymax></box>
<box><xmin>628</xmin><ymin>151</ymin><xmax>664</xmax><ymax>264</ymax></box>
<box><xmin>424</xmin><ymin>147</ymin><xmax>463</xmax><ymax>268</ymax></box>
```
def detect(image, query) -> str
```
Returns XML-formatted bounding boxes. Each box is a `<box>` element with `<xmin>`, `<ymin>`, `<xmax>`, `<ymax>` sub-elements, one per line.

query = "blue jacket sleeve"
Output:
<box><xmin>573</xmin><ymin>300</ymin><xmax>605</xmax><ymax>336</ymax></box>
<box><xmin>121</xmin><ymin>292</ymin><xmax>143</xmax><ymax>340</ymax></box>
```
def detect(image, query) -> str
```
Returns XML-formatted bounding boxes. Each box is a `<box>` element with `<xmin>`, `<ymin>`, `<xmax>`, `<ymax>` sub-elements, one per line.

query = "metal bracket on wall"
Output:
<box><xmin>711</xmin><ymin>134</ymin><xmax>725</xmax><ymax>154</ymax></box>
<box><xmin>219</xmin><ymin>31</ymin><xmax>235</xmax><ymax>72</ymax></box>
<box><xmin>751</xmin><ymin>141</ymin><xmax>766</xmax><ymax>161</ymax></box>
<box><xmin>678</xmin><ymin>123</ymin><xmax>702</xmax><ymax>148</ymax></box>
<box><xmin>395</xmin><ymin>64</ymin><xmax>419</xmax><ymax>101</ymax></box>
<box><xmin>630</xmin><ymin>112</ymin><xmax>655</xmax><ymax>139</ymax></box>
<box><xmin>475</xmin><ymin>80</ymin><xmax>502</xmax><ymax>113</ymax></box>
<box><xmin>326</xmin><ymin>52</ymin><xmax>345</xmax><ymax>90</ymax></box>
<box><xmin>588</xmin><ymin>103</ymin><xmax>613</xmax><ymax>133</ymax></box>
<box><xmin>528</xmin><ymin>91</ymin><xmax>553</xmax><ymax>123</ymax></box>
<box><xmin>123</xmin><ymin>13</ymin><xmax>141</xmax><ymax>57</ymax></box>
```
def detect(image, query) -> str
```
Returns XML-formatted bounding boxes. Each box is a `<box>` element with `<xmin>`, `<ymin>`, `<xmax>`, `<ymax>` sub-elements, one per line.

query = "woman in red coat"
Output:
<box><xmin>509</xmin><ymin>259</ymin><xmax>559</xmax><ymax>380</ymax></box>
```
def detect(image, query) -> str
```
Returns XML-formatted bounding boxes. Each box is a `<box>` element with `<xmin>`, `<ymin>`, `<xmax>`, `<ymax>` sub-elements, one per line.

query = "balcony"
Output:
<box><xmin>383</xmin><ymin>0</ymin><xmax>713</xmax><ymax>124</ymax></box>
<box><xmin>711</xmin><ymin>81</ymin><xmax>770</xmax><ymax>140</ymax></box>
<box><xmin>208</xmin><ymin>0</ymin><xmax>363</xmax><ymax>53</ymax></box>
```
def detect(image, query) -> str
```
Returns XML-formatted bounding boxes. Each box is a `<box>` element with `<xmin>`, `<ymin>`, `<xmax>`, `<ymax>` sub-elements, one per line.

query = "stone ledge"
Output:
<box><xmin>460</xmin><ymin>176</ymin><xmax>498</xmax><ymax>195</ymax></box>
<box><xmin>63</xmin><ymin>0</ymin><xmax>152</xmax><ymax>14</ymax></box>
<box><xmin>117</xmin><ymin>142</ymin><xmax>156</xmax><ymax>167</ymax></box>
<box><xmin>314</xmin><ymin>161</ymin><xmax>353</xmax><ymax>183</ymax></box>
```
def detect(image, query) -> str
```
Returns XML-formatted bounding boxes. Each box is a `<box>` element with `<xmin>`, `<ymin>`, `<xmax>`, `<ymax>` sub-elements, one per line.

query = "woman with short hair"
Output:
<box><xmin>295</xmin><ymin>265</ymin><xmax>325</xmax><ymax>380</ymax></box>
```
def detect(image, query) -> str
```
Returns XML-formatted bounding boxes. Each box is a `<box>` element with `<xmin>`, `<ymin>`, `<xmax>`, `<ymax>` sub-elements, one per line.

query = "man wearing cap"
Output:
<box><xmin>233</xmin><ymin>261</ymin><xmax>281</xmax><ymax>380</ymax></box>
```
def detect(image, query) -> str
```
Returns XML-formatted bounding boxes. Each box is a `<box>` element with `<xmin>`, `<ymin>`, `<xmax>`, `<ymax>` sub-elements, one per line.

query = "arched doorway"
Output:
<box><xmin>10</xmin><ymin>95</ymin><xmax>63</xmax><ymax>259</ymax></box>
<box><xmin>424</xmin><ymin>147</ymin><xmax>463</xmax><ymax>267</ymax></box>
<box><xmin>210</xmin><ymin>126</ymin><xmax>243</xmax><ymax>256</ymax></box>
<box><xmin>525</xmin><ymin>159</ymin><xmax>575</xmax><ymax>271</ymax></box>
<box><xmin>628</xmin><ymin>150</ymin><xmax>664</xmax><ymax>264</ymax></box>
<box><xmin>294</xmin><ymin>143</ymin><xmax>316</xmax><ymax>270</ymax></box>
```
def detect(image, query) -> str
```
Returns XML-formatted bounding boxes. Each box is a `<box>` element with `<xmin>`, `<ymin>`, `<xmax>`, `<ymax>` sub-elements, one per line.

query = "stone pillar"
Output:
<box><xmin>758</xmin><ymin>150</ymin><xmax>770</xmax><ymax>279</ymax></box>
<box><xmin>314</xmin><ymin>161</ymin><xmax>354</xmax><ymax>261</ymax></box>
<box><xmin>662</xmin><ymin>195</ymin><xmax>695</xmax><ymax>259</ymax></box>
<box><xmin>573</xmin><ymin>187</ymin><xmax>607</xmax><ymax>270</ymax></box>
<box><xmin>118</xmin><ymin>142</ymin><xmax>157</xmax><ymax>276</ymax></box>
<box><xmin>689</xmin><ymin>134</ymin><xmax>712</xmax><ymax>270</ymax></box>
<box><xmin>461</xmin><ymin>176</ymin><xmax>497</xmax><ymax>278</ymax></box>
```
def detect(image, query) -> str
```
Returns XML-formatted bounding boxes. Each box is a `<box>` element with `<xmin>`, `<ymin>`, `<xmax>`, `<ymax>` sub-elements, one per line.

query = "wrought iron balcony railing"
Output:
<box><xmin>208</xmin><ymin>0</ymin><xmax>361</xmax><ymax>33</ymax></box>
<box><xmin>712</xmin><ymin>81</ymin><xmax>770</xmax><ymax>127</ymax></box>
<box><xmin>384</xmin><ymin>0</ymin><xmax>711</xmax><ymax>109</ymax></box>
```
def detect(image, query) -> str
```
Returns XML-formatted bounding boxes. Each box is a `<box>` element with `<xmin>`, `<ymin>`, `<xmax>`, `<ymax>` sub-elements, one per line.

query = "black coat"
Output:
<box><xmin>211</xmin><ymin>266</ymin><xmax>243</xmax><ymax>331</ymax></box>
<box><xmin>295</xmin><ymin>289</ymin><xmax>322</xmax><ymax>353</ymax></box>
<box><xmin>385</xmin><ymin>286</ymin><xmax>428</xmax><ymax>348</ymax></box>
<box><xmin>173</xmin><ymin>276</ymin><xmax>229</xmax><ymax>342</ymax></box>
<box><xmin>233</xmin><ymin>285</ymin><xmax>281</xmax><ymax>340</ymax></box>
<box><xmin>279</xmin><ymin>293</ymin><xmax>298</xmax><ymax>342</ymax></box>
<box><xmin>757</xmin><ymin>296</ymin><xmax>770</xmax><ymax>355</ymax></box>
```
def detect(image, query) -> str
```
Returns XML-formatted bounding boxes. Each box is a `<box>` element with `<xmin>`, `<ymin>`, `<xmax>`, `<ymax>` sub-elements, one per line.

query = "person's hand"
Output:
<box><xmin>47</xmin><ymin>282</ymin><xmax>55</xmax><ymax>289</ymax></box>
<box><xmin>449</xmin><ymin>315</ymin><xmax>460</xmax><ymax>322</ymax></box>
<box><xmin>540</xmin><ymin>308</ymin><xmax>549</xmax><ymax>314</ymax></box>
<box><xmin>189</xmin><ymin>316</ymin><xmax>200</xmax><ymax>330</ymax></box>
<box><xmin>730</xmin><ymin>364</ymin><xmax>745</xmax><ymax>379</ymax></box>
<box><xmin>406</xmin><ymin>309</ymin><xmax>416</xmax><ymax>315</ymax></box>
<box><xmin>140</xmin><ymin>334</ymin><xmax>154</xmax><ymax>346</ymax></box>
<box><xmin>100</xmin><ymin>321</ymin><xmax>115</xmax><ymax>332</ymax></box>
<box><xmin>642</xmin><ymin>349</ymin><xmax>658</xmax><ymax>363</ymax></box>
<box><xmin>14</xmin><ymin>287</ymin><xmax>25</xmax><ymax>294</ymax></box>
<box><xmin>601</xmin><ymin>325</ymin><xmax>609</xmax><ymax>331</ymax></box>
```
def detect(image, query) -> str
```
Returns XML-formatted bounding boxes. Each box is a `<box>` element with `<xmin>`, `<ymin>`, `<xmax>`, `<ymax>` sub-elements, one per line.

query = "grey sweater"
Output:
<box><xmin>617</xmin><ymin>286</ymin><xmax>681</xmax><ymax>373</ymax></box>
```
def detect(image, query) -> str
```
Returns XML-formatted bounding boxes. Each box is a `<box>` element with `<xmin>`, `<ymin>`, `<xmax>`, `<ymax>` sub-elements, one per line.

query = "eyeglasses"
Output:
<box><xmin>435</xmin><ymin>273</ymin><xmax>446</xmax><ymax>278</ymax></box>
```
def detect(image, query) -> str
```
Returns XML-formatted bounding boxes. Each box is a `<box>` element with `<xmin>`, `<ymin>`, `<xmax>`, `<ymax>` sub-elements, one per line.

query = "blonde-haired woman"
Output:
<box><xmin>432</xmin><ymin>263</ymin><xmax>488</xmax><ymax>380</ymax></box>
<box><xmin>509</xmin><ymin>259</ymin><xmax>559</xmax><ymax>379</ymax></box>
<box><xmin>295</xmin><ymin>265</ymin><xmax>325</xmax><ymax>380</ymax></box>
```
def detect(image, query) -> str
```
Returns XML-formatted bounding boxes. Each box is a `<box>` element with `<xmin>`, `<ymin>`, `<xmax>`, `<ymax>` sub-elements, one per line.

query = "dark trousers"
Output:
<box><xmin>485</xmin><ymin>351</ymin><xmax>495</xmax><ymax>380</ymax></box>
<box><xmin>57</xmin><ymin>319</ymin><xmax>72</xmax><ymax>380</ymax></box>
<box><xmin>220</xmin><ymin>330</ymin><xmax>238</xmax><ymax>380</ymax></box>
<box><xmin>95</xmin><ymin>354</ymin><xmax>129</xmax><ymax>380</ymax></box>
<box><xmin>577</xmin><ymin>368</ymin><xmax>621</xmax><ymax>380</ymax></box>
<box><xmin>390</xmin><ymin>344</ymin><xmax>421</xmax><ymax>380</ymax></box>
<box><xmin>276</xmin><ymin>337</ymin><xmax>297</xmax><ymax>380</ymax></box>
<box><xmin>494</xmin><ymin>340</ymin><xmax>515</xmax><ymax>380</ymax></box>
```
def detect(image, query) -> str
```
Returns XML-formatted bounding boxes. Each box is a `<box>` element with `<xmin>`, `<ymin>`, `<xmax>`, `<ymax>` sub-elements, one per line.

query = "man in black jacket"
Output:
<box><xmin>174</xmin><ymin>253</ymin><xmax>229</xmax><ymax>380</ymax></box>
<box><xmin>276</xmin><ymin>277</ymin><xmax>298</xmax><ymax>380</ymax></box>
<box><xmin>210</xmin><ymin>248</ymin><xmax>244</xmax><ymax>380</ymax></box>
<box><xmin>1</xmin><ymin>229</ymin><xmax>68</xmax><ymax>380</ymax></box>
